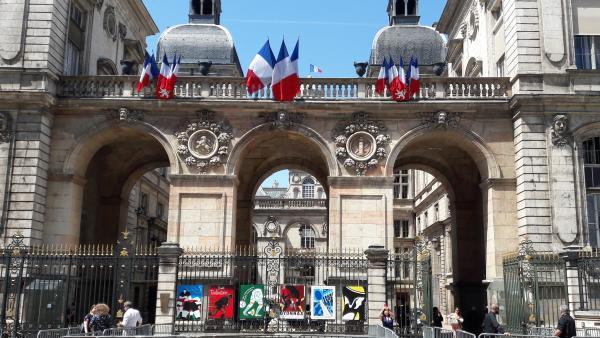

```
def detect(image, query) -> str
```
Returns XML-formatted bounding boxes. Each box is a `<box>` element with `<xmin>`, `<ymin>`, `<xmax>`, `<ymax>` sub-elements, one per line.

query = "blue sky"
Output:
<box><xmin>142</xmin><ymin>0</ymin><xmax>446</xmax><ymax>188</ymax></box>
<box><xmin>143</xmin><ymin>0</ymin><xmax>446</xmax><ymax>78</ymax></box>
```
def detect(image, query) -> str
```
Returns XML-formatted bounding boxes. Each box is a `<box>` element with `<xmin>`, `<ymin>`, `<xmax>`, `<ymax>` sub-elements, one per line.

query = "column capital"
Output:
<box><xmin>365</xmin><ymin>245</ymin><xmax>389</xmax><ymax>264</ymax></box>
<box><xmin>157</xmin><ymin>242</ymin><xmax>183</xmax><ymax>257</ymax></box>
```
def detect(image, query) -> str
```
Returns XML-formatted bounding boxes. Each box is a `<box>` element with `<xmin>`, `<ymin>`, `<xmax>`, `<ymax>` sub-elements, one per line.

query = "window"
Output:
<box><xmin>402</xmin><ymin>248</ymin><xmax>411</xmax><ymax>278</ymax></box>
<box><xmin>157</xmin><ymin>203</ymin><xmax>164</xmax><ymax>219</ymax></box>
<box><xmin>251</xmin><ymin>227</ymin><xmax>258</xmax><ymax>245</ymax></box>
<box><xmin>496</xmin><ymin>55</ymin><xmax>505</xmax><ymax>77</ymax></box>
<box><xmin>393</xmin><ymin>169</ymin><xmax>410</xmax><ymax>199</ymax></box>
<box><xmin>302</xmin><ymin>178</ymin><xmax>315</xmax><ymax>199</ymax></box>
<box><xmin>300</xmin><ymin>224</ymin><xmax>315</xmax><ymax>249</ymax></box>
<box><xmin>575</xmin><ymin>36</ymin><xmax>600</xmax><ymax>70</ymax></box>
<box><xmin>424</xmin><ymin>212</ymin><xmax>429</xmax><ymax>227</ymax></box>
<box><xmin>64</xmin><ymin>2</ymin><xmax>86</xmax><ymax>75</ymax></box>
<box><xmin>407</xmin><ymin>0</ymin><xmax>417</xmax><ymax>15</ymax></box>
<box><xmin>434</xmin><ymin>204</ymin><xmax>440</xmax><ymax>222</ymax></box>
<box><xmin>395</xmin><ymin>0</ymin><xmax>406</xmax><ymax>15</ymax></box>
<box><xmin>202</xmin><ymin>0</ymin><xmax>213</xmax><ymax>15</ymax></box>
<box><xmin>394</xmin><ymin>220</ymin><xmax>410</xmax><ymax>238</ymax></box>
<box><xmin>139</xmin><ymin>192</ymin><xmax>148</xmax><ymax>215</ymax></box>
<box><xmin>584</xmin><ymin>137</ymin><xmax>600</xmax><ymax>247</ymax></box>
<box><xmin>191</xmin><ymin>0</ymin><xmax>201</xmax><ymax>14</ymax></box>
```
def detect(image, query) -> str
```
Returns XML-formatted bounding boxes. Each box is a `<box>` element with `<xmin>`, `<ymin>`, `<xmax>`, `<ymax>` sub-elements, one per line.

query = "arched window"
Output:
<box><xmin>407</xmin><ymin>0</ymin><xmax>417</xmax><ymax>15</ymax></box>
<box><xmin>191</xmin><ymin>0</ymin><xmax>201</xmax><ymax>15</ymax></box>
<box><xmin>202</xmin><ymin>0</ymin><xmax>213</xmax><ymax>15</ymax></box>
<box><xmin>300</xmin><ymin>224</ymin><xmax>315</xmax><ymax>249</ymax></box>
<box><xmin>584</xmin><ymin>137</ymin><xmax>600</xmax><ymax>247</ymax></box>
<box><xmin>302</xmin><ymin>178</ymin><xmax>315</xmax><ymax>199</ymax></box>
<box><xmin>395</xmin><ymin>0</ymin><xmax>406</xmax><ymax>16</ymax></box>
<box><xmin>96</xmin><ymin>58</ymin><xmax>118</xmax><ymax>75</ymax></box>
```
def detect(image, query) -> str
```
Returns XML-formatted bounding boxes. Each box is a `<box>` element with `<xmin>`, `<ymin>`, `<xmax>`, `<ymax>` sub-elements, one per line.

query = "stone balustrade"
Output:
<box><xmin>58</xmin><ymin>75</ymin><xmax>511</xmax><ymax>100</ymax></box>
<box><xmin>254</xmin><ymin>198</ymin><xmax>327</xmax><ymax>210</ymax></box>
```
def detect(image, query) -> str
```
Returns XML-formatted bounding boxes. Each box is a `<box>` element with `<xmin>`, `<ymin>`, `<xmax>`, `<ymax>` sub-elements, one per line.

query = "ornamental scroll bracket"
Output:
<box><xmin>176</xmin><ymin>111</ymin><xmax>233</xmax><ymax>174</ymax></box>
<box><xmin>114</xmin><ymin>107</ymin><xmax>144</xmax><ymax>122</ymax></box>
<box><xmin>261</xmin><ymin>111</ymin><xmax>305</xmax><ymax>130</ymax></box>
<box><xmin>332</xmin><ymin>113</ymin><xmax>390</xmax><ymax>176</ymax></box>
<box><xmin>551</xmin><ymin>114</ymin><xmax>571</xmax><ymax>147</ymax></box>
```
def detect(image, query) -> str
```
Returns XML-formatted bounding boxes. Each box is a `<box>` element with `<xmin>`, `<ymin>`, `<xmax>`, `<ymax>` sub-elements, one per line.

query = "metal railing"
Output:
<box><xmin>479</xmin><ymin>333</ymin><xmax>555</xmax><ymax>338</ymax></box>
<box><xmin>422</xmin><ymin>326</ymin><xmax>454</xmax><ymax>338</ymax></box>
<box><xmin>253</xmin><ymin>198</ymin><xmax>327</xmax><ymax>210</ymax></box>
<box><xmin>59</xmin><ymin>75</ymin><xmax>511</xmax><ymax>101</ymax></box>
<box><xmin>368</xmin><ymin>324</ymin><xmax>399</xmax><ymax>338</ymax></box>
<box><xmin>457</xmin><ymin>330</ymin><xmax>477</xmax><ymax>338</ymax></box>
<box><xmin>37</xmin><ymin>327</ymin><xmax>81</xmax><ymax>338</ymax></box>
<box><xmin>102</xmin><ymin>324</ymin><xmax>153</xmax><ymax>336</ymax></box>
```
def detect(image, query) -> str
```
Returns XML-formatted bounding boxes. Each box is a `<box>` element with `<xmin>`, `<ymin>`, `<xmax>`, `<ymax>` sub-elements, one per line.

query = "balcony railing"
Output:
<box><xmin>58</xmin><ymin>75</ymin><xmax>511</xmax><ymax>100</ymax></box>
<box><xmin>254</xmin><ymin>198</ymin><xmax>327</xmax><ymax>210</ymax></box>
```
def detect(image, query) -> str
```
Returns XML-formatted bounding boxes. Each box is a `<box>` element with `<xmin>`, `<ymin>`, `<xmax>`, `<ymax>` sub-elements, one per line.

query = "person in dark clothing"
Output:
<box><xmin>89</xmin><ymin>303</ymin><xmax>113</xmax><ymax>335</ymax></box>
<box><xmin>483</xmin><ymin>304</ymin><xmax>504</xmax><ymax>334</ymax></box>
<box><xmin>555</xmin><ymin>305</ymin><xmax>576</xmax><ymax>338</ymax></box>
<box><xmin>432</xmin><ymin>307</ymin><xmax>444</xmax><ymax>328</ymax></box>
<box><xmin>380</xmin><ymin>305</ymin><xmax>395</xmax><ymax>331</ymax></box>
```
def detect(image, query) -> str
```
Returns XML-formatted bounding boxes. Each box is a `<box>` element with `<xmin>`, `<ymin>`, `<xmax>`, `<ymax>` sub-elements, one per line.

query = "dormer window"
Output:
<box><xmin>395</xmin><ymin>0</ymin><xmax>417</xmax><ymax>16</ymax></box>
<box><xmin>396</xmin><ymin>0</ymin><xmax>406</xmax><ymax>15</ymax></box>
<box><xmin>203</xmin><ymin>0</ymin><xmax>213</xmax><ymax>15</ymax></box>
<box><xmin>191</xmin><ymin>0</ymin><xmax>201</xmax><ymax>15</ymax></box>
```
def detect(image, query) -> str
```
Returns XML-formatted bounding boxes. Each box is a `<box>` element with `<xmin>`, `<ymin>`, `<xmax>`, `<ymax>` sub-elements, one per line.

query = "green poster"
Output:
<box><xmin>238</xmin><ymin>284</ymin><xmax>265</xmax><ymax>320</ymax></box>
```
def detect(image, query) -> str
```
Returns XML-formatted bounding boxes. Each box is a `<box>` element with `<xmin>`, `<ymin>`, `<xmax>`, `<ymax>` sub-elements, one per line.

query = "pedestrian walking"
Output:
<box><xmin>448</xmin><ymin>308</ymin><xmax>464</xmax><ymax>331</ymax></box>
<box><xmin>432</xmin><ymin>307</ymin><xmax>444</xmax><ymax>328</ymax></box>
<box><xmin>90</xmin><ymin>303</ymin><xmax>113</xmax><ymax>335</ymax></box>
<box><xmin>554</xmin><ymin>305</ymin><xmax>576</xmax><ymax>338</ymax></box>
<box><xmin>380</xmin><ymin>304</ymin><xmax>395</xmax><ymax>331</ymax></box>
<box><xmin>82</xmin><ymin>305</ymin><xmax>96</xmax><ymax>335</ymax></box>
<box><xmin>119</xmin><ymin>301</ymin><xmax>143</xmax><ymax>335</ymax></box>
<box><xmin>483</xmin><ymin>304</ymin><xmax>504</xmax><ymax>334</ymax></box>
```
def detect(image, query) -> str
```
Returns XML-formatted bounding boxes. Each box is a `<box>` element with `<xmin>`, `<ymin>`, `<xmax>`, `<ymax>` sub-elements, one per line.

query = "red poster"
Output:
<box><xmin>279</xmin><ymin>284</ymin><xmax>306</xmax><ymax>319</ymax></box>
<box><xmin>208</xmin><ymin>285</ymin><xmax>234</xmax><ymax>320</ymax></box>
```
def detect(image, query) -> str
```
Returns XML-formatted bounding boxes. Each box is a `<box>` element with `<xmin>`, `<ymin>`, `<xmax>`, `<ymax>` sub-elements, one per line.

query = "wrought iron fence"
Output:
<box><xmin>385</xmin><ymin>248</ymin><xmax>427</xmax><ymax>335</ymax></box>
<box><xmin>503</xmin><ymin>243</ymin><xmax>568</xmax><ymax>333</ymax></box>
<box><xmin>0</xmin><ymin>233</ymin><xmax>159</xmax><ymax>338</ymax></box>
<box><xmin>576</xmin><ymin>250</ymin><xmax>600</xmax><ymax>311</ymax></box>
<box><xmin>175</xmin><ymin>243</ymin><xmax>369</xmax><ymax>334</ymax></box>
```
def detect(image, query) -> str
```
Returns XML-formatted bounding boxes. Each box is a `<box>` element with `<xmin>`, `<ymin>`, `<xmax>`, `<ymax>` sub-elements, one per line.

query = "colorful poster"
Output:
<box><xmin>176</xmin><ymin>285</ymin><xmax>202</xmax><ymax>320</ymax></box>
<box><xmin>208</xmin><ymin>285</ymin><xmax>234</xmax><ymax>320</ymax></box>
<box><xmin>311</xmin><ymin>286</ymin><xmax>336</xmax><ymax>320</ymax></box>
<box><xmin>342</xmin><ymin>286</ymin><xmax>367</xmax><ymax>321</ymax></box>
<box><xmin>239</xmin><ymin>285</ymin><xmax>265</xmax><ymax>320</ymax></box>
<box><xmin>279</xmin><ymin>284</ymin><xmax>305</xmax><ymax>319</ymax></box>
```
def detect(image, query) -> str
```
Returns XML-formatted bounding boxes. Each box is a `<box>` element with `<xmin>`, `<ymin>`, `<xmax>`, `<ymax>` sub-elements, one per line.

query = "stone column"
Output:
<box><xmin>365</xmin><ymin>245</ymin><xmax>389</xmax><ymax>325</ymax></box>
<box><xmin>155</xmin><ymin>242</ymin><xmax>183</xmax><ymax>330</ymax></box>
<box><xmin>560</xmin><ymin>246</ymin><xmax>583</xmax><ymax>313</ymax></box>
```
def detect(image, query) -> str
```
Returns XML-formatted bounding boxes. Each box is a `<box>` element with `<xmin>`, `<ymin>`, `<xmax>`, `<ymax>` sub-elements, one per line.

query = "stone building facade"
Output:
<box><xmin>0</xmin><ymin>0</ymin><xmax>600</xmax><ymax>329</ymax></box>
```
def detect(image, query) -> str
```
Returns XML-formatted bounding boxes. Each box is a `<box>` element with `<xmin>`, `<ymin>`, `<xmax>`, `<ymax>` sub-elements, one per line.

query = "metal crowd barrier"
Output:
<box><xmin>479</xmin><ymin>333</ymin><xmax>554</xmax><ymax>338</ymax></box>
<box><xmin>423</xmin><ymin>326</ymin><xmax>454</xmax><ymax>338</ymax></box>
<box><xmin>457</xmin><ymin>330</ymin><xmax>477</xmax><ymax>338</ymax></box>
<box><xmin>102</xmin><ymin>324</ymin><xmax>153</xmax><ymax>336</ymax></box>
<box><xmin>37</xmin><ymin>327</ymin><xmax>82</xmax><ymax>338</ymax></box>
<box><xmin>367</xmin><ymin>325</ymin><xmax>399</xmax><ymax>338</ymax></box>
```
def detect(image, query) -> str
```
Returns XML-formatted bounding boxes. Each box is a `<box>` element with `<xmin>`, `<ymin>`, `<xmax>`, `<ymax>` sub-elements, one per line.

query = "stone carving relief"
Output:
<box><xmin>0</xmin><ymin>112</ymin><xmax>12</xmax><ymax>144</ymax></box>
<box><xmin>262</xmin><ymin>111</ymin><xmax>305</xmax><ymax>130</ymax></box>
<box><xmin>176</xmin><ymin>112</ymin><xmax>233</xmax><ymax>173</ymax></box>
<box><xmin>551</xmin><ymin>114</ymin><xmax>570</xmax><ymax>147</ymax></box>
<box><xmin>421</xmin><ymin>111</ymin><xmax>462</xmax><ymax>129</ymax></box>
<box><xmin>94</xmin><ymin>0</ymin><xmax>104</xmax><ymax>11</ymax></box>
<box><xmin>103</xmin><ymin>6</ymin><xmax>117</xmax><ymax>41</ymax></box>
<box><xmin>467</xmin><ymin>2</ymin><xmax>479</xmax><ymax>40</ymax></box>
<box><xmin>263</xmin><ymin>216</ymin><xmax>281</xmax><ymax>237</ymax></box>
<box><xmin>115</xmin><ymin>107</ymin><xmax>144</xmax><ymax>122</ymax></box>
<box><xmin>118</xmin><ymin>23</ymin><xmax>127</xmax><ymax>41</ymax></box>
<box><xmin>333</xmin><ymin>113</ymin><xmax>390</xmax><ymax>176</ymax></box>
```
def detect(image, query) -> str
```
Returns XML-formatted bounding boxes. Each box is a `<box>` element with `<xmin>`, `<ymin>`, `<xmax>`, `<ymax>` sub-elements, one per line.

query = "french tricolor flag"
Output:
<box><xmin>407</xmin><ymin>57</ymin><xmax>420</xmax><ymax>98</ymax></box>
<box><xmin>246</xmin><ymin>40</ymin><xmax>276</xmax><ymax>95</ymax></box>
<box><xmin>272</xmin><ymin>39</ymin><xmax>300</xmax><ymax>102</ymax></box>
<box><xmin>137</xmin><ymin>51</ymin><xmax>159</xmax><ymax>93</ymax></box>
<box><xmin>391</xmin><ymin>57</ymin><xmax>409</xmax><ymax>102</ymax></box>
<box><xmin>375</xmin><ymin>57</ymin><xmax>388</xmax><ymax>95</ymax></box>
<box><xmin>156</xmin><ymin>54</ymin><xmax>173</xmax><ymax>99</ymax></box>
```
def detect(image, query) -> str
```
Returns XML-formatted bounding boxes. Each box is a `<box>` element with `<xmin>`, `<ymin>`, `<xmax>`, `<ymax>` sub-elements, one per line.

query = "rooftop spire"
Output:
<box><xmin>189</xmin><ymin>0</ymin><xmax>221</xmax><ymax>25</ymax></box>
<box><xmin>388</xmin><ymin>0</ymin><xmax>420</xmax><ymax>25</ymax></box>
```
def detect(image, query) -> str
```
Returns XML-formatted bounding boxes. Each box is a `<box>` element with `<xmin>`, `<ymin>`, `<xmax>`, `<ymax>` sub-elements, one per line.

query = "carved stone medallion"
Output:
<box><xmin>333</xmin><ymin>113</ymin><xmax>390</xmax><ymax>176</ymax></box>
<box><xmin>176</xmin><ymin>112</ymin><xmax>233</xmax><ymax>173</ymax></box>
<box><xmin>421</xmin><ymin>111</ymin><xmax>461</xmax><ymax>129</ymax></box>
<box><xmin>263</xmin><ymin>216</ymin><xmax>280</xmax><ymax>237</ymax></box>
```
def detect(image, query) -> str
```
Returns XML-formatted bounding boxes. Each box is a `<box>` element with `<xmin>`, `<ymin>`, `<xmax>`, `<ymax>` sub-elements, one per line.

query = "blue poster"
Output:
<box><xmin>311</xmin><ymin>286</ymin><xmax>336</xmax><ymax>320</ymax></box>
<box><xmin>176</xmin><ymin>285</ymin><xmax>203</xmax><ymax>320</ymax></box>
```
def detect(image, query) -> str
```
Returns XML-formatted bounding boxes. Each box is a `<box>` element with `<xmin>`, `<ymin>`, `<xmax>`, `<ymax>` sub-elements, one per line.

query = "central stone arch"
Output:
<box><xmin>227</xmin><ymin>123</ymin><xmax>336</xmax><ymax>247</ymax></box>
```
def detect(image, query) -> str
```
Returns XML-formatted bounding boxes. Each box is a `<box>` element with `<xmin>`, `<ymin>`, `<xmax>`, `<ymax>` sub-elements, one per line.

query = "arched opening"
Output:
<box><xmin>96</xmin><ymin>58</ymin><xmax>118</xmax><ymax>75</ymax></box>
<box><xmin>389</xmin><ymin>130</ymin><xmax>489</xmax><ymax>334</ymax></box>
<box><xmin>232</xmin><ymin>128</ymin><xmax>332</xmax><ymax>248</ymax></box>
<box><xmin>395</xmin><ymin>0</ymin><xmax>406</xmax><ymax>16</ymax></box>
<box><xmin>407</xmin><ymin>0</ymin><xmax>417</xmax><ymax>16</ymax></box>
<box><xmin>77</xmin><ymin>127</ymin><xmax>172</xmax><ymax>246</ymax></box>
<box><xmin>202</xmin><ymin>0</ymin><xmax>213</xmax><ymax>15</ymax></box>
<box><xmin>191</xmin><ymin>0</ymin><xmax>201</xmax><ymax>15</ymax></box>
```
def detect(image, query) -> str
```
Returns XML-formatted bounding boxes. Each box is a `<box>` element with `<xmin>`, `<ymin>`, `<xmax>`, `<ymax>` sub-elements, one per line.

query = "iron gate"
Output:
<box><xmin>0</xmin><ymin>232</ymin><xmax>159</xmax><ymax>338</ymax></box>
<box><xmin>175</xmin><ymin>241</ymin><xmax>369</xmax><ymax>334</ymax></box>
<box><xmin>502</xmin><ymin>240</ymin><xmax>567</xmax><ymax>333</ymax></box>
